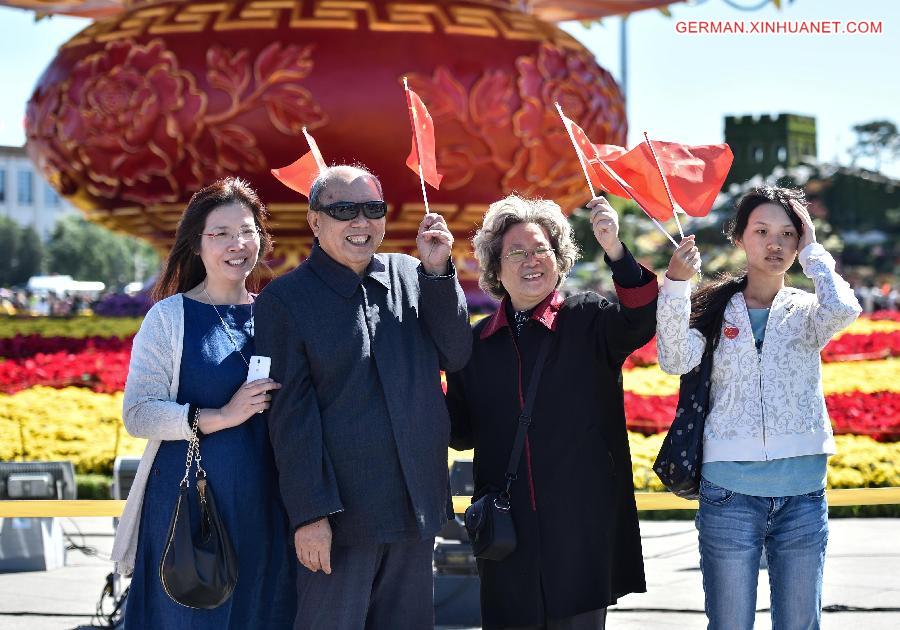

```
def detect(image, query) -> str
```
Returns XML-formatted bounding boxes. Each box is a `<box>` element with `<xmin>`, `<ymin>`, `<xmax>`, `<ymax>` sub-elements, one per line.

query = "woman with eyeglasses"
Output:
<box><xmin>446</xmin><ymin>195</ymin><xmax>679</xmax><ymax>629</ymax></box>
<box><xmin>111</xmin><ymin>178</ymin><xmax>295</xmax><ymax>629</ymax></box>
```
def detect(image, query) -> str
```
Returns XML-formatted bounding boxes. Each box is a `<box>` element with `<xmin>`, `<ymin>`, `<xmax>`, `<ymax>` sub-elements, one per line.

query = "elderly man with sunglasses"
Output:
<box><xmin>254</xmin><ymin>165</ymin><xmax>472</xmax><ymax>630</ymax></box>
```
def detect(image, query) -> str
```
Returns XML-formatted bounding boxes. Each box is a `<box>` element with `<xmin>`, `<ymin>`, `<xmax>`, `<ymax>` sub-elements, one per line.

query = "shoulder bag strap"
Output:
<box><xmin>503</xmin><ymin>334</ymin><xmax>553</xmax><ymax>495</ymax></box>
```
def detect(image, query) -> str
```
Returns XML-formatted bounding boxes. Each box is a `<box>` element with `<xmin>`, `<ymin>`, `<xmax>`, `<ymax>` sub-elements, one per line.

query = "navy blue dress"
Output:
<box><xmin>125</xmin><ymin>297</ymin><xmax>295</xmax><ymax>629</ymax></box>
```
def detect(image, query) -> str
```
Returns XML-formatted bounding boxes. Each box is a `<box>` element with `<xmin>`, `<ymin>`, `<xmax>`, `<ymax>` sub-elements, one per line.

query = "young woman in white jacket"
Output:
<box><xmin>657</xmin><ymin>186</ymin><xmax>861</xmax><ymax>630</ymax></box>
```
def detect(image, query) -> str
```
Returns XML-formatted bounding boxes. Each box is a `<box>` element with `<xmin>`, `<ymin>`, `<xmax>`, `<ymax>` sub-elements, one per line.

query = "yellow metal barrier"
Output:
<box><xmin>2</xmin><ymin>488</ymin><xmax>899</xmax><ymax>518</ymax></box>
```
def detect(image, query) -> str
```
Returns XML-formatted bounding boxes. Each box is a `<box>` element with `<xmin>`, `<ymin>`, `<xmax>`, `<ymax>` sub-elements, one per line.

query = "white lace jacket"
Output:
<box><xmin>656</xmin><ymin>243</ymin><xmax>862</xmax><ymax>463</ymax></box>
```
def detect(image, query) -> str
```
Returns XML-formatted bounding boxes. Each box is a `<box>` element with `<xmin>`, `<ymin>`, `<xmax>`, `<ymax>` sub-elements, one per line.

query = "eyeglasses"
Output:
<box><xmin>503</xmin><ymin>246</ymin><xmax>555</xmax><ymax>264</ymax></box>
<box><xmin>198</xmin><ymin>226</ymin><xmax>260</xmax><ymax>243</ymax></box>
<box><xmin>312</xmin><ymin>200</ymin><xmax>387</xmax><ymax>221</ymax></box>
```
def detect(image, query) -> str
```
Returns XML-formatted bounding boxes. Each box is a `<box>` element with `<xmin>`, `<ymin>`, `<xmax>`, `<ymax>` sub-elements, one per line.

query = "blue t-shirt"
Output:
<box><xmin>702</xmin><ymin>307</ymin><xmax>828</xmax><ymax>497</ymax></box>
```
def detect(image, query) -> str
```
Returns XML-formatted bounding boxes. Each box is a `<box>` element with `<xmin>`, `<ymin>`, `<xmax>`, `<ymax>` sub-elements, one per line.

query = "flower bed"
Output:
<box><xmin>623</xmin><ymin>390</ymin><xmax>900</xmax><ymax>441</ymax></box>
<box><xmin>0</xmin><ymin>349</ymin><xmax>130</xmax><ymax>394</ymax></box>
<box><xmin>0</xmin><ymin>334</ymin><xmax>133</xmax><ymax>360</ymax></box>
<box><xmin>451</xmin><ymin>432</ymin><xmax>899</xmax><ymax>493</ymax></box>
<box><xmin>0</xmin><ymin>317</ymin><xmax>142</xmax><ymax>339</ymax></box>
<box><xmin>622</xmin><ymin>358</ymin><xmax>899</xmax><ymax>397</ymax></box>
<box><xmin>0</xmin><ymin>311</ymin><xmax>897</xmax><ymax>504</ymax></box>
<box><xmin>622</xmin><ymin>317</ymin><xmax>900</xmax><ymax>371</ymax></box>
<box><xmin>0</xmin><ymin>387</ymin><xmax>143</xmax><ymax>475</ymax></box>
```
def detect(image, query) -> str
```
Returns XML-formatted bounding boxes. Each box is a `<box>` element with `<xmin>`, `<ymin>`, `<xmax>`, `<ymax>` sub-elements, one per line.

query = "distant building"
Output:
<box><xmin>0</xmin><ymin>145</ymin><xmax>77</xmax><ymax>239</ymax></box>
<box><xmin>724</xmin><ymin>113</ymin><xmax>818</xmax><ymax>185</ymax></box>
<box><xmin>723</xmin><ymin>114</ymin><xmax>899</xmax><ymax>232</ymax></box>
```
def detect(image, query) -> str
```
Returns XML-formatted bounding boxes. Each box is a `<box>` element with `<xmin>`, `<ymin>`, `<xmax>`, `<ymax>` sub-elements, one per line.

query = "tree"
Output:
<box><xmin>46</xmin><ymin>216</ymin><xmax>158</xmax><ymax>288</ymax></box>
<box><xmin>11</xmin><ymin>226</ymin><xmax>43</xmax><ymax>285</ymax></box>
<box><xmin>0</xmin><ymin>217</ymin><xmax>16</xmax><ymax>286</ymax></box>
<box><xmin>0</xmin><ymin>218</ymin><xmax>43</xmax><ymax>287</ymax></box>
<box><xmin>850</xmin><ymin>120</ymin><xmax>900</xmax><ymax>171</ymax></box>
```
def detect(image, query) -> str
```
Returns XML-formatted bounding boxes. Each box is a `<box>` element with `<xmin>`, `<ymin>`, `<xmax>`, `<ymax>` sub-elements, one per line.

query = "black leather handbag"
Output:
<box><xmin>160</xmin><ymin>410</ymin><xmax>238</xmax><ymax>609</ymax></box>
<box><xmin>465</xmin><ymin>336</ymin><xmax>552</xmax><ymax>561</ymax></box>
<box><xmin>653</xmin><ymin>345</ymin><xmax>714</xmax><ymax>500</ymax></box>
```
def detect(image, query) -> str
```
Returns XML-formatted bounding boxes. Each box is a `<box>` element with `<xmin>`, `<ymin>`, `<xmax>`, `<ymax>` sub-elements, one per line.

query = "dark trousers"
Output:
<box><xmin>488</xmin><ymin>608</ymin><xmax>608</xmax><ymax>630</ymax></box>
<box><xmin>293</xmin><ymin>538</ymin><xmax>434</xmax><ymax>630</ymax></box>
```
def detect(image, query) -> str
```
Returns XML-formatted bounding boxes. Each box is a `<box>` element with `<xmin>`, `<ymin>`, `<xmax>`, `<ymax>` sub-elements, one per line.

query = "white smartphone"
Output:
<box><xmin>246</xmin><ymin>355</ymin><xmax>271</xmax><ymax>383</ymax></box>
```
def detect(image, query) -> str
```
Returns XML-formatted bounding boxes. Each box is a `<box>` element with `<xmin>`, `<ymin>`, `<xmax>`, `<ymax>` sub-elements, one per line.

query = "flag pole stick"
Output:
<box><xmin>643</xmin><ymin>131</ymin><xmax>684</xmax><ymax>239</ymax></box>
<box><xmin>403</xmin><ymin>77</ymin><xmax>431</xmax><ymax>217</ymax></box>
<box><xmin>555</xmin><ymin>102</ymin><xmax>598</xmax><ymax>200</ymax></box>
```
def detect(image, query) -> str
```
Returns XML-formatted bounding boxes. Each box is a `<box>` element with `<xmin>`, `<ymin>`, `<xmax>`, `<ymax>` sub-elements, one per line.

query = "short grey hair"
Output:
<box><xmin>308</xmin><ymin>164</ymin><xmax>384</xmax><ymax>209</ymax></box>
<box><xmin>473</xmin><ymin>194</ymin><xmax>580</xmax><ymax>300</ymax></box>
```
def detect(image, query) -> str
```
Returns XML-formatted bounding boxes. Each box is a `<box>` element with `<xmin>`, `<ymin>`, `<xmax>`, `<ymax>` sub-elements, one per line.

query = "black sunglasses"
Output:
<box><xmin>313</xmin><ymin>200</ymin><xmax>387</xmax><ymax>221</ymax></box>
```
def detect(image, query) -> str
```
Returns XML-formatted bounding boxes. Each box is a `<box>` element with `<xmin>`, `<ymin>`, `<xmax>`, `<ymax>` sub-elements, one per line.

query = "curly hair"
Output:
<box><xmin>472</xmin><ymin>195</ymin><xmax>580</xmax><ymax>300</ymax></box>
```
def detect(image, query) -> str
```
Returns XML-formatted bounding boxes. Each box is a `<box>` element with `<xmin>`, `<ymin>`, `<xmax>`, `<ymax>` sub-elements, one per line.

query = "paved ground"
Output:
<box><xmin>0</xmin><ymin>517</ymin><xmax>896</xmax><ymax>629</ymax></box>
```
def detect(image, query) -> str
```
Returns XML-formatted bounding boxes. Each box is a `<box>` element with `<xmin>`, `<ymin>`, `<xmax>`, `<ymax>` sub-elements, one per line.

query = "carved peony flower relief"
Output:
<box><xmin>25</xmin><ymin>38</ymin><xmax>327</xmax><ymax>206</ymax></box>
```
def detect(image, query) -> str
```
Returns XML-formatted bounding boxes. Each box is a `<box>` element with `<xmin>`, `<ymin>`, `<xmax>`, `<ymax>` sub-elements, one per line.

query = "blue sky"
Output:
<box><xmin>1</xmin><ymin>0</ymin><xmax>897</xmax><ymax>176</ymax></box>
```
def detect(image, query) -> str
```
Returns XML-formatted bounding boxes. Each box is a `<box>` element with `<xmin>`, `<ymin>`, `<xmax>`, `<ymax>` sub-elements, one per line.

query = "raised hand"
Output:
<box><xmin>416</xmin><ymin>212</ymin><xmax>453</xmax><ymax>275</ymax></box>
<box><xmin>788</xmin><ymin>200</ymin><xmax>817</xmax><ymax>251</ymax></box>
<box><xmin>587</xmin><ymin>197</ymin><xmax>624</xmax><ymax>261</ymax></box>
<box><xmin>666</xmin><ymin>235</ymin><xmax>701</xmax><ymax>281</ymax></box>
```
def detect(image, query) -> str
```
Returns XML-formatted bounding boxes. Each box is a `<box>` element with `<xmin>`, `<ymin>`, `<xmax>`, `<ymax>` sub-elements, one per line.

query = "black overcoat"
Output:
<box><xmin>446</xmin><ymin>279</ymin><xmax>657</xmax><ymax>627</ymax></box>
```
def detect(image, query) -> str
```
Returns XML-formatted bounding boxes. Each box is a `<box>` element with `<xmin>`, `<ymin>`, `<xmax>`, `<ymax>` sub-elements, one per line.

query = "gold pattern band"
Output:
<box><xmin>63</xmin><ymin>1</ymin><xmax>583</xmax><ymax>49</ymax></box>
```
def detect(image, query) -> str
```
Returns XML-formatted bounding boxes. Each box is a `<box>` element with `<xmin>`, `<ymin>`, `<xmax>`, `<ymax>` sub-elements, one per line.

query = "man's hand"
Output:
<box><xmin>416</xmin><ymin>212</ymin><xmax>453</xmax><ymax>275</ymax></box>
<box><xmin>587</xmin><ymin>197</ymin><xmax>624</xmax><ymax>261</ymax></box>
<box><xmin>294</xmin><ymin>517</ymin><xmax>333</xmax><ymax>575</ymax></box>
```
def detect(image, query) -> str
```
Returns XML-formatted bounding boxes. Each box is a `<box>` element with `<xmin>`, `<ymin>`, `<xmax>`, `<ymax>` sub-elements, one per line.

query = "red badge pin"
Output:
<box><xmin>724</xmin><ymin>326</ymin><xmax>739</xmax><ymax>339</ymax></box>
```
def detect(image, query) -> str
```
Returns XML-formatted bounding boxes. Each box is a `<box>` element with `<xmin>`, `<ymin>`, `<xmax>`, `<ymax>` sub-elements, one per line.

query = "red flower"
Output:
<box><xmin>0</xmin><ymin>349</ymin><xmax>130</xmax><ymax>394</ymax></box>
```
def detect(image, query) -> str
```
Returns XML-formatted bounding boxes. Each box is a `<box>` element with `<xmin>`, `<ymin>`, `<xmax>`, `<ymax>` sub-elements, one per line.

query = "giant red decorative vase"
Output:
<box><xmin>25</xmin><ymin>0</ymin><xmax>626</xmax><ymax>278</ymax></box>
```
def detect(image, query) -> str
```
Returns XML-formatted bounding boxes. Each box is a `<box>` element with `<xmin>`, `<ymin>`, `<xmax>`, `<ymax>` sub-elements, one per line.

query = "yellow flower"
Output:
<box><xmin>838</xmin><ymin>319</ymin><xmax>900</xmax><ymax>337</ymax></box>
<box><xmin>447</xmin><ymin>433</ymin><xmax>900</xmax><ymax>492</ymax></box>
<box><xmin>0</xmin><ymin>317</ymin><xmax>142</xmax><ymax>339</ymax></box>
<box><xmin>623</xmin><ymin>359</ymin><xmax>899</xmax><ymax>396</ymax></box>
<box><xmin>0</xmin><ymin>387</ymin><xmax>145</xmax><ymax>474</ymax></box>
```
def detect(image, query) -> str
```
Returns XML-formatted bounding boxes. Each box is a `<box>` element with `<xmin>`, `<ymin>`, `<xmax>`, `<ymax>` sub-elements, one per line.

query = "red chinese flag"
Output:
<box><xmin>589</xmin><ymin>143</ymin><xmax>630</xmax><ymax>197</ymax></box>
<box><xmin>271</xmin><ymin>128</ymin><xmax>326</xmax><ymax>199</ymax></box>
<box><xmin>558</xmin><ymin>111</ymin><xmax>630</xmax><ymax>198</ymax></box>
<box><xmin>650</xmin><ymin>141</ymin><xmax>734</xmax><ymax>217</ymax></box>
<box><xmin>602</xmin><ymin>144</ymin><xmax>676</xmax><ymax>222</ymax></box>
<box><xmin>405</xmin><ymin>88</ymin><xmax>443</xmax><ymax>190</ymax></box>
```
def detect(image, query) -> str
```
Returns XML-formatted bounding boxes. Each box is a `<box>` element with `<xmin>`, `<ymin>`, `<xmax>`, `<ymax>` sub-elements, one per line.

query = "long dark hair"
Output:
<box><xmin>690</xmin><ymin>186</ymin><xmax>806</xmax><ymax>349</ymax></box>
<box><xmin>152</xmin><ymin>178</ymin><xmax>273</xmax><ymax>301</ymax></box>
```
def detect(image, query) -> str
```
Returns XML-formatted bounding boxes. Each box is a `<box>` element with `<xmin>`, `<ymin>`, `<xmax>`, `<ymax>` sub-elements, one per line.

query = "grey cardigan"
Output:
<box><xmin>110</xmin><ymin>294</ymin><xmax>191</xmax><ymax>576</ymax></box>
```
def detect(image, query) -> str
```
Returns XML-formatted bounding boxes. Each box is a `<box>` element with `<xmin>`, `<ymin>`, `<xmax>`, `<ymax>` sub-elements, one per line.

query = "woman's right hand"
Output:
<box><xmin>666</xmin><ymin>235</ymin><xmax>701</xmax><ymax>281</ymax></box>
<box><xmin>219</xmin><ymin>378</ymin><xmax>282</xmax><ymax>428</ymax></box>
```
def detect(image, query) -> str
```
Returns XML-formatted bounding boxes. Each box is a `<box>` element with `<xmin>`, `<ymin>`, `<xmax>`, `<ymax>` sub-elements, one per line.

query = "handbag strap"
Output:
<box><xmin>179</xmin><ymin>408</ymin><xmax>206</xmax><ymax>488</ymax></box>
<box><xmin>503</xmin><ymin>334</ymin><xmax>553</xmax><ymax>496</ymax></box>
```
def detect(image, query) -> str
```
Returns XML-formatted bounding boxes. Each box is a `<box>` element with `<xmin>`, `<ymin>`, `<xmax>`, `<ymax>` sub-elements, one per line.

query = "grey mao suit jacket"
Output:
<box><xmin>255</xmin><ymin>242</ymin><xmax>472</xmax><ymax>545</ymax></box>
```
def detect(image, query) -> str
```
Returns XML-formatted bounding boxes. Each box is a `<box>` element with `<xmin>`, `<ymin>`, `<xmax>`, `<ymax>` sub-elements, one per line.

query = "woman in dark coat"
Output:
<box><xmin>447</xmin><ymin>194</ymin><xmax>668</xmax><ymax>629</ymax></box>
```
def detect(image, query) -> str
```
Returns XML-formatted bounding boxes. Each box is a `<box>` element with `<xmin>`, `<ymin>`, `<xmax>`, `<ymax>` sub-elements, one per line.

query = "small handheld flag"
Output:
<box><xmin>404</xmin><ymin>79</ymin><xmax>442</xmax><ymax>217</ymax></box>
<box><xmin>271</xmin><ymin>127</ymin><xmax>326</xmax><ymax>199</ymax></box>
